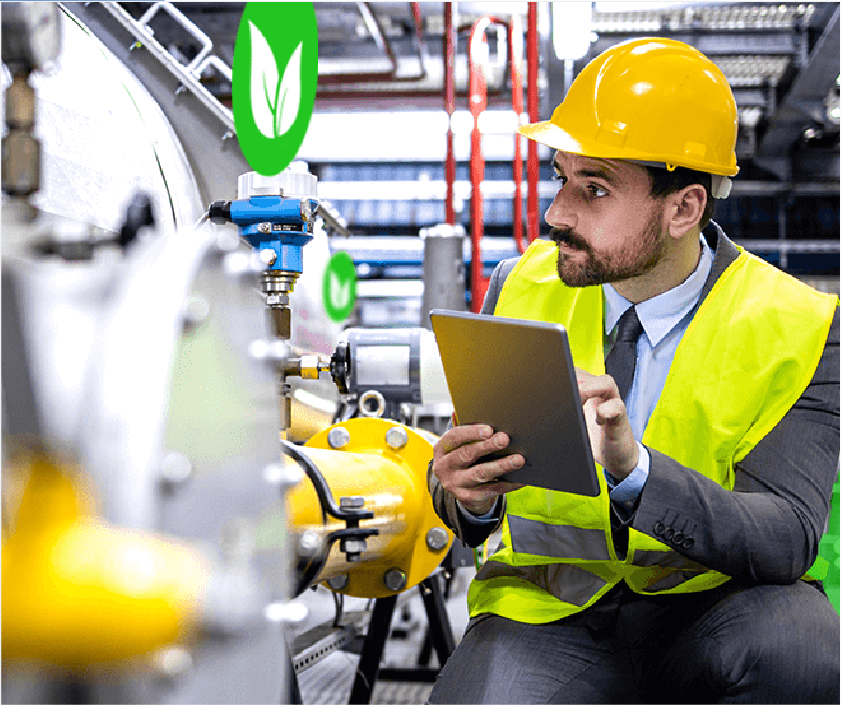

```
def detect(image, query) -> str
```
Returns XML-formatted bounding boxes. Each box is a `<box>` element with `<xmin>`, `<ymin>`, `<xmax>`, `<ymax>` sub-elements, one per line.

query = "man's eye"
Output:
<box><xmin>551</xmin><ymin>173</ymin><xmax>566</xmax><ymax>185</ymax></box>
<box><xmin>589</xmin><ymin>185</ymin><xmax>608</xmax><ymax>198</ymax></box>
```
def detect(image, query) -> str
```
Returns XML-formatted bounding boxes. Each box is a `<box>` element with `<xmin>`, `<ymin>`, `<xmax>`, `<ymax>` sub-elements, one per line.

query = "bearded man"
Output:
<box><xmin>427</xmin><ymin>38</ymin><xmax>839</xmax><ymax>704</ymax></box>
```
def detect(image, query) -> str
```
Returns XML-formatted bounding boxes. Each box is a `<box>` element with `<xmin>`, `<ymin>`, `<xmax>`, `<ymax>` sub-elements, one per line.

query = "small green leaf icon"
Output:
<box><xmin>329</xmin><ymin>271</ymin><xmax>351</xmax><ymax>311</ymax></box>
<box><xmin>323</xmin><ymin>252</ymin><xmax>357</xmax><ymax>322</ymax></box>
<box><xmin>233</xmin><ymin>3</ymin><xmax>317</xmax><ymax>176</ymax></box>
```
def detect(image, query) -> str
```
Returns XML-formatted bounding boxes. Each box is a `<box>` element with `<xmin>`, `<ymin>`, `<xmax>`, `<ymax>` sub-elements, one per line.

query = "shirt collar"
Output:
<box><xmin>603</xmin><ymin>234</ymin><xmax>714</xmax><ymax>348</ymax></box>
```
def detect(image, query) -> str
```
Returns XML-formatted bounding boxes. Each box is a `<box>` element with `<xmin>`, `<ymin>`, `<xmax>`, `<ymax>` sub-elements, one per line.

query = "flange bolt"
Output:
<box><xmin>384</xmin><ymin>568</ymin><xmax>407</xmax><ymax>592</ymax></box>
<box><xmin>426</xmin><ymin>527</ymin><xmax>449</xmax><ymax>551</ymax></box>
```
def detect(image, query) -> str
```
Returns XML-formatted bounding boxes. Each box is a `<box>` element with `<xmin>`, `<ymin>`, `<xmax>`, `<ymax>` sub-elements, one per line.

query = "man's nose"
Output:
<box><xmin>544</xmin><ymin>189</ymin><xmax>577</xmax><ymax>231</ymax></box>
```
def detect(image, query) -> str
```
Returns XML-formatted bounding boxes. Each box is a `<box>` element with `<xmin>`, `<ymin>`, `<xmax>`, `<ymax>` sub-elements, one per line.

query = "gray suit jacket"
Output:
<box><xmin>428</xmin><ymin>224</ymin><xmax>840</xmax><ymax>584</ymax></box>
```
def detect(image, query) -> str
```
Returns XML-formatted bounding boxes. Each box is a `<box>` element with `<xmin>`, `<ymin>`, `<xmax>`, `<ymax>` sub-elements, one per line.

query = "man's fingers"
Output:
<box><xmin>469</xmin><ymin>453</ymin><xmax>526</xmax><ymax>486</ymax></box>
<box><xmin>434</xmin><ymin>423</ymin><xmax>492</xmax><ymax>457</ymax></box>
<box><xmin>435</xmin><ymin>427</ymin><xmax>514</xmax><ymax>467</ymax></box>
<box><xmin>595</xmin><ymin>397</ymin><xmax>627</xmax><ymax>425</ymax></box>
<box><xmin>577</xmin><ymin>371</ymin><xmax>620</xmax><ymax>404</ymax></box>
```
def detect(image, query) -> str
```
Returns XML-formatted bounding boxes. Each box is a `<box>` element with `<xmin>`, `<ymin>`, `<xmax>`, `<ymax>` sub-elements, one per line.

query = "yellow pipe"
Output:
<box><xmin>284</xmin><ymin>418</ymin><xmax>453</xmax><ymax>598</ymax></box>
<box><xmin>2</xmin><ymin>451</ymin><xmax>210</xmax><ymax>668</ymax></box>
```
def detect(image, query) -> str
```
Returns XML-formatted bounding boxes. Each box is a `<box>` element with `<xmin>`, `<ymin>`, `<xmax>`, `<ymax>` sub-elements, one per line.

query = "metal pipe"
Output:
<box><xmin>468</xmin><ymin>17</ymin><xmax>491</xmax><ymax>312</ymax></box>
<box><xmin>410</xmin><ymin>2</ymin><xmax>428</xmax><ymax>82</ymax></box>
<box><xmin>468</xmin><ymin>14</ymin><xmax>527</xmax><ymax>309</ymax></box>
<box><xmin>526</xmin><ymin>3</ymin><xmax>540</xmax><ymax>245</ymax></box>
<box><xmin>510</xmin><ymin>12</ymin><xmax>525</xmax><ymax>254</ymax></box>
<box><xmin>319</xmin><ymin>2</ymin><xmax>428</xmax><ymax>86</ymax></box>
<box><xmin>445</xmin><ymin>2</ymin><xmax>456</xmax><ymax>225</ymax></box>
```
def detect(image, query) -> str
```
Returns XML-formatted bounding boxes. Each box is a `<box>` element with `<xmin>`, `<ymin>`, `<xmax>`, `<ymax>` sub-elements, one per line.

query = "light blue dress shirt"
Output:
<box><xmin>463</xmin><ymin>234</ymin><xmax>714</xmax><ymax>520</ymax></box>
<box><xmin>602</xmin><ymin>234</ymin><xmax>713</xmax><ymax>501</ymax></box>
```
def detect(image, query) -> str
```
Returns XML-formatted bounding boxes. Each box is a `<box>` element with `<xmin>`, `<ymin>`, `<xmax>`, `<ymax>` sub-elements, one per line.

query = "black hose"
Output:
<box><xmin>280</xmin><ymin>439</ymin><xmax>378</xmax><ymax>595</ymax></box>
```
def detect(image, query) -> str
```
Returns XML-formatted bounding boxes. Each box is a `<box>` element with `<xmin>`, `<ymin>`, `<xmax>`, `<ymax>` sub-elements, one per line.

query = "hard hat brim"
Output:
<box><xmin>517</xmin><ymin>121</ymin><xmax>739</xmax><ymax>177</ymax></box>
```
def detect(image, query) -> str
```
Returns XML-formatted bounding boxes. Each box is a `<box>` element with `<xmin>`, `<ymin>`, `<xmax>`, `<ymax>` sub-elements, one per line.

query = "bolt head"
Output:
<box><xmin>160</xmin><ymin>451</ymin><xmax>192</xmax><ymax>485</ymax></box>
<box><xmin>327</xmin><ymin>574</ymin><xmax>349</xmax><ymax>590</ymax></box>
<box><xmin>426</xmin><ymin>527</ymin><xmax>449</xmax><ymax>551</ymax></box>
<box><xmin>298</xmin><ymin>530</ymin><xmax>323</xmax><ymax>556</ymax></box>
<box><xmin>384</xmin><ymin>568</ymin><xmax>407</xmax><ymax>592</ymax></box>
<box><xmin>385</xmin><ymin>426</ymin><xmax>409</xmax><ymax>450</ymax></box>
<box><xmin>181</xmin><ymin>295</ymin><xmax>210</xmax><ymax>331</ymax></box>
<box><xmin>259</xmin><ymin>248</ymin><xmax>277</xmax><ymax>266</ymax></box>
<box><xmin>342</xmin><ymin>538</ymin><xmax>367</xmax><ymax>554</ymax></box>
<box><xmin>328</xmin><ymin>426</ymin><xmax>351</xmax><ymax>449</ymax></box>
<box><xmin>151</xmin><ymin>645</ymin><xmax>192</xmax><ymax>678</ymax></box>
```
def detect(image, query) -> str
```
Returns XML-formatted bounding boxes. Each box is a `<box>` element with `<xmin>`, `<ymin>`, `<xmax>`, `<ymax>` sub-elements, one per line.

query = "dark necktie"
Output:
<box><xmin>605</xmin><ymin>306</ymin><xmax>643</xmax><ymax>402</ymax></box>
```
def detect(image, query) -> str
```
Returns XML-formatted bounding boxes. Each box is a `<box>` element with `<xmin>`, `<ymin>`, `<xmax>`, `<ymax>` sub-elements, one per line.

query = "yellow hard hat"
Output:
<box><xmin>519</xmin><ymin>38</ymin><xmax>739</xmax><ymax>177</ymax></box>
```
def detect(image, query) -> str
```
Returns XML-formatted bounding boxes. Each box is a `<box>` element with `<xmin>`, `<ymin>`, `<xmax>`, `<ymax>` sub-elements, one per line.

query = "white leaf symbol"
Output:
<box><xmin>249</xmin><ymin>20</ymin><xmax>278</xmax><ymax>139</ymax></box>
<box><xmin>330</xmin><ymin>272</ymin><xmax>350</xmax><ymax>310</ymax></box>
<box><xmin>275</xmin><ymin>42</ymin><xmax>303</xmax><ymax>137</ymax></box>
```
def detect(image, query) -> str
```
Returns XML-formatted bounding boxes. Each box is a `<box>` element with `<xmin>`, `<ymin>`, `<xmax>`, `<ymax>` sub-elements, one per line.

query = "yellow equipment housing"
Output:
<box><xmin>287</xmin><ymin>417</ymin><xmax>453</xmax><ymax>598</ymax></box>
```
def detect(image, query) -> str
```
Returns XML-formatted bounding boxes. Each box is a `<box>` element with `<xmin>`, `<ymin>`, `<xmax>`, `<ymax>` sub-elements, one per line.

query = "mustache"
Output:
<box><xmin>551</xmin><ymin>227</ymin><xmax>590</xmax><ymax>252</ymax></box>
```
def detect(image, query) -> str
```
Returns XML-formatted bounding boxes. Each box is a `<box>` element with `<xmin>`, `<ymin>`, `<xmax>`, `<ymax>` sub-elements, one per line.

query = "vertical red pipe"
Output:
<box><xmin>444</xmin><ymin>2</ymin><xmax>456</xmax><ymax>226</ymax></box>
<box><xmin>468</xmin><ymin>18</ymin><xmax>490</xmax><ymax>312</ymax></box>
<box><xmin>510</xmin><ymin>14</ymin><xmax>525</xmax><ymax>254</ymax></box>
<box><xmin>526</xmin><ymin>2</ymin><xmax>540</xmax><ymax>244</ymax></box>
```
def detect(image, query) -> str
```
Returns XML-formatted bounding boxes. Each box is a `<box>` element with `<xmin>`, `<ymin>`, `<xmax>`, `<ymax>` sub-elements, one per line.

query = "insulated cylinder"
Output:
<box><xmin>421</xmin><ymin>224</ymin><xmax>466</xmax><ymax>328</ymax></box>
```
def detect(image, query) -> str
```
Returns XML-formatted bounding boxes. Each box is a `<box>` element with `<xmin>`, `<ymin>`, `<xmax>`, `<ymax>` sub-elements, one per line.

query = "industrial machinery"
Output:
<box><xmin>202</xmin><ymin>166</ymin><xmax>454</xmax><ymax>591</ymax></box>
<box><xmin>2</xmin><ymin>4</ymin><xmax>454</xmax><ymax>703</ymax></box>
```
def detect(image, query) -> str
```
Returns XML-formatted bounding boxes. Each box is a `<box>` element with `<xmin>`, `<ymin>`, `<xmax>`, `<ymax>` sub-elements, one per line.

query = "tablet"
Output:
<box><xmin>429</xmin><ymin>309</ymin><xmax>600</xmax><ymax>496</ymax></box>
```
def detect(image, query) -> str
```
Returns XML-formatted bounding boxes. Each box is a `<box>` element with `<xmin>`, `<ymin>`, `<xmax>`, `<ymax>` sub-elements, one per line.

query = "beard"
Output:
<box><xmin>552</xmin><ymin>205</ymin><xmax>667</xmax><ymax>288</ymax></box>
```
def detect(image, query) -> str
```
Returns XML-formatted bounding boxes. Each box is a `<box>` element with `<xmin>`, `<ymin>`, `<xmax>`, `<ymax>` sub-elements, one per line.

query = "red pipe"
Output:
<box><xmin>510</xmin><ymin>12</ymin><xmax>525</xmax><ymax>254</ymax></box>
<box><xmin>445</xmin><ymin>2</ymin><xmax>456</xmax><ymax>226</ymax></box>
<box><xmin>468</xmin><ymin>14</ymin><xmax>529</xmax><ymax>310</ymax></box>
<box><xmin>469</xmin><ymin>17</ymin><xmax>491</xmax><ymax>311</ymax></box>
<box><xmin>526</xmin><ymin>3</ymin><xmax>540</xmax><ymax>245</ymax></box>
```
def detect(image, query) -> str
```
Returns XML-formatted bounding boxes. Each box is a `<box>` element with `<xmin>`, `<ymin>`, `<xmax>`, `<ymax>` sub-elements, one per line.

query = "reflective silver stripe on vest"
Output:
<box><xmin>475</xmin><ymin>560</ymin><xmax>608</xmax><ymax>607</ymax></box>
<box><xmin>508</xmin><ymin>515</ymin><xmax>612</xmax><ymax>561</ymax></box>
<box><xmin>631</xmin><ymin>549</ymin><xmax>708</xmax><ymax>572</ymax></box>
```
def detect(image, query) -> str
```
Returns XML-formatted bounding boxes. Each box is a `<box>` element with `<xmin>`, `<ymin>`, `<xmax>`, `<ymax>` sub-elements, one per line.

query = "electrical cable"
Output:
<box><xmin>193</xmin><ymin>211</ymin><xmax>210</xmax><ymax>229</ymax></box>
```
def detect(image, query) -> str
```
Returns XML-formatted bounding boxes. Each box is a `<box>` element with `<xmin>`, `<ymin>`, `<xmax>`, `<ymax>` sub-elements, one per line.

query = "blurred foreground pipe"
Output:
<box><xmin>2</xmin><ymin>451</ymin><xmax>211</xmax><ymax>668</ymax></box>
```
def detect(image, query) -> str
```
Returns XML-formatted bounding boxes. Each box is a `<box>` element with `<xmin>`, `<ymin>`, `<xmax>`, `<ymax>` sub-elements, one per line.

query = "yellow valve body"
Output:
<box><xmin>289</xmin><ymin>418</ymin><xmax>453</xmax><ymax>598</ymax></box>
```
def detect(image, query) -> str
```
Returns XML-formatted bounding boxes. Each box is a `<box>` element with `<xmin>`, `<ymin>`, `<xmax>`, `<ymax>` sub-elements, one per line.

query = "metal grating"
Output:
<box><xmin>714</xmin><ymin>56</ymin><xmax>791</xmax><ymax>87</ymax></box>
<box><xmin>593</xmin><ymin>3</ymin><xmax>816</xmax><ymax>33</ymax></box>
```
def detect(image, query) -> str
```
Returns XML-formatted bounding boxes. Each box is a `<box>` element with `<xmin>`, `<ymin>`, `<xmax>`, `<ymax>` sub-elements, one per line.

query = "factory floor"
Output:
<box><xmin>288</xmin><ymin>569</ymin><xmax>475</xmax><ymax>705</ymax></box>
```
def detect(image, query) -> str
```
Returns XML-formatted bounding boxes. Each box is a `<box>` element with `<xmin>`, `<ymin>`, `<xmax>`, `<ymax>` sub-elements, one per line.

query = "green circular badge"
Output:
<box><xmin>323</xmin><ymin>251</ymin><xmax>357</xmax><ymax>322</ymax></box>
<box><xmin>232</xmin><ymin>3</ymin><xmax>318</xmax><ymax>176</ymax></box>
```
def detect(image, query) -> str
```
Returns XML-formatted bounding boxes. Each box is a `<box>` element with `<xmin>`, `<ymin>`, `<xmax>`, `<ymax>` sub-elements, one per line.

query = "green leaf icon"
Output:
<box><xmin>323</xmin><ymin>252</ymin><xmax>357</xmax><ymax>322</ymax></box>
<box><xmin>233</xmin><ymin>3</ymin><xmax>317</xmax><ymax>176</ymax></box>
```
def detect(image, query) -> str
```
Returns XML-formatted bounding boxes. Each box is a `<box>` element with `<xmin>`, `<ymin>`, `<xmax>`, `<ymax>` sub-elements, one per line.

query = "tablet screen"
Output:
<box><xmin>429</xmin><ymin>310</ymin><xmax>600</xmax><ymax>496</ymax></box>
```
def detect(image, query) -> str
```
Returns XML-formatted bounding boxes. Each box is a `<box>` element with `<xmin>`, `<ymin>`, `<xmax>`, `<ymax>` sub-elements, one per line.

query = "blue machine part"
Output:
<box><xmin>228</xmin><ymin>195</ymin><xmax>318</xmax><ymax>274</ymax></box>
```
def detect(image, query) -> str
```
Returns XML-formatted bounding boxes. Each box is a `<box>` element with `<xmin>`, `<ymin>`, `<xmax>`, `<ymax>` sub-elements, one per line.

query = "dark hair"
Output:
<box><xmin>645</xmin><ymin>166</ymin><xmax>714</xmax><ymax>230</ymax></box>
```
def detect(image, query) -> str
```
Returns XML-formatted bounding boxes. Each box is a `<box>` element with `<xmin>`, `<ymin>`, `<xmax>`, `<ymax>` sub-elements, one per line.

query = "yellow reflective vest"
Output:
<box><xmin>467</xmin><ymin>238</ymin><xmax>838</xmax><ymax>624</ymax></box>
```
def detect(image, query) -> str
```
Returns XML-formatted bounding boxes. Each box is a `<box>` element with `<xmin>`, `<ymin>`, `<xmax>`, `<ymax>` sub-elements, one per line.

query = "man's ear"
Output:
<box><xmin>666</xmin><ymin>184</ymin><xmax>707</xmax><ymax>240</ymax></box>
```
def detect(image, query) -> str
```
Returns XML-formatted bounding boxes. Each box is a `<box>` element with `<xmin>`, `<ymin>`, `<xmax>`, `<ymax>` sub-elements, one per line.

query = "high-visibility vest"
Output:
<box><xmin>467</xmin><ymin>239</ymin><xmax>838</xmax><ymax>624</ymax></box>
